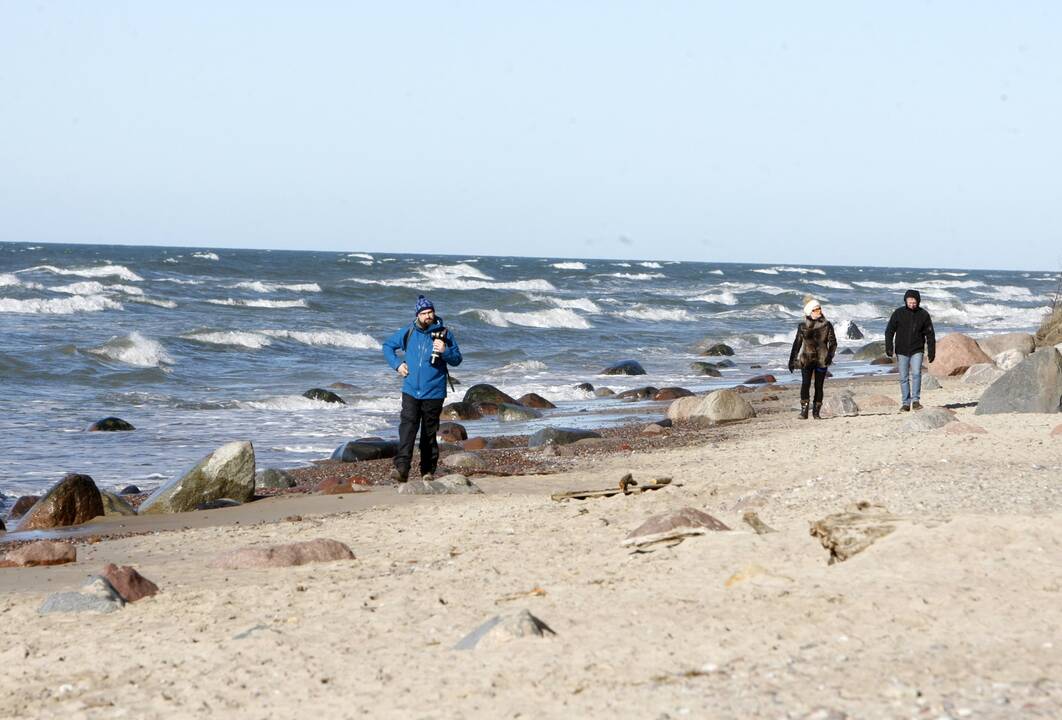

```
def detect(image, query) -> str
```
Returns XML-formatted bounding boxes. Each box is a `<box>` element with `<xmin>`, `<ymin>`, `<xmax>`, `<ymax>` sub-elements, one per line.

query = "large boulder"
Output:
<box><xmin>927</xmin><ymin>333</ymin><xmax>993</xmax><ymax>377</ymax></box>
<box><xmin>743</xmin><ymin>374</ymin><xmax>776</xmax><ymax>384</ymax></box>
<box><xmin>600</xmin><ymin>360</ymin><xmax>647</xmax><ymax>376</ymax></box>
<box><xmin>821</xmin><ymin>392</ymin><xmax>859</xmax><ymax>418</ymax></box>
<box><xmin>441</xmin><ymin>402</ymin><xmax>482</xmax><ymax>420</ymax></box>
<box><xmin>961</xmin><ymin>363</ymin><xmax>1006</xmax><ymax>385</ymax></box>
<box><xmin>14</xmin><ymin>473</ymin><xmax>104</xmax><ymax>531</ymax></box>
<box><xmin>846</xmin><ymin>321</ymin><xmax>864</xmax><ymax>340</ymax></box>
<box><xmin>138</xmin><ymin>441</ymin><xmax>255</xmax><ymax>514</ymax></box>
<box><xmin>9</xmin><ymin>495</ymin><xmax>40</xmax><ymax>520</ymax></box>
<box><xmin>994</xmin><ymin>348</ymin><xmax>1027</xmax><ymax>372</ymax></box>
<box><xmin>528</xmin><ymin>427</ymin><xmax>602</xmax><ymax>448</ymax></box>
<box><xmin>977</xmin><ymin>332</ymin><xmax>1036</xmax><ymax>357</ymax></box>
<box><xmin>463</xmin><ymin>384</ymin><xmax>517</xmax><ymax>406</ymax></box>
<box><xmin>666</xmin><ymin>389</ymin><xmax>755</xmax><ymax>424</ymax></box>
<box><xmin>330</xmin><ymin>439</ymin><xmax>399</xmax><ymax>462</ymax></box>
<box><xmin>496</xmin><ymin>403</ymin><xmax>543</xmax><ymax>422</ymax></box>
<box><xmin>853</xmin><ymin>342</ymin><xmax>887</xmax><ymax>361</ymax></box>
<box><xmin>690</xmin><ymin>362</ymin><xmax>722</xmax><ymax>377</ymax></box>
<box><xmin>517</xmin><ymin>393</ymin><xmax>556</xmax><ymax>409</ymax></box>
<box><xmin>99</xmin><ymin>490</ymin><xmax>137</xmax><ymax>517</ymax></box>
<box><xmin>87</xmin><ymin>416</ymin><xmax>135</xmax><ymax>432</ymax></box>
<box><xmin>303</xmin><ymin>388</ymin><xmax>346</xmax><ymax>404</ymax></box>
<box><xmin>974</xmin><ymin>348</ymin><xmax>1062</xmax><ymax>415</ymax></box>
<box><xmin>696</xmin><ymin>340</ymin><xmax>735</xmax><ymax>356</ymax></box>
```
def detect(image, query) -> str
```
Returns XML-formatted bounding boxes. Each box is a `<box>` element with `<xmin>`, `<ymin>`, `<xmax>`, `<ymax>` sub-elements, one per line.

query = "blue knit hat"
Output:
<box><xmin>415</xmin><ymin>295</ymin><xmax>435</xmax><ymax>314</ymax></box>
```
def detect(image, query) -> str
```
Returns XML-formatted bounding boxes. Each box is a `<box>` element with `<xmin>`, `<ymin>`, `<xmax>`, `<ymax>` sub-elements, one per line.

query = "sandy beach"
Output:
<box><xmin>2</xmin><ymin>373</ymin><xmax>1061</xmax><ymax>719</ymax></box>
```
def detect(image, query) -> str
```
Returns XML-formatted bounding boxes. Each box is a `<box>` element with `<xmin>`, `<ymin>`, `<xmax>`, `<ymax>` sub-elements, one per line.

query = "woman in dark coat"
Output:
<box><xmin>788</xmin><ymin>298</ymin><xmax>838</xmax><ymax>419</ymax></box>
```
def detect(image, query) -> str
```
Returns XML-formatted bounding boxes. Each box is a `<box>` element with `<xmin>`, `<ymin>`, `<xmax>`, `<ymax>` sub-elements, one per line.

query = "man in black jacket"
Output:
<box><xmin>884</xmin><ymin>289</ymin><xmax>936</xmax><ymax>411</ymax></box>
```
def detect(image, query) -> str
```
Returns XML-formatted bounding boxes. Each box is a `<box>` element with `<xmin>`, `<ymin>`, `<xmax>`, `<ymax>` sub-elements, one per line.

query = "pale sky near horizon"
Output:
<box><xmin>1</xmin><ymin>3</ymin><xmax>1060</xmax><ymax>271</ymax></box>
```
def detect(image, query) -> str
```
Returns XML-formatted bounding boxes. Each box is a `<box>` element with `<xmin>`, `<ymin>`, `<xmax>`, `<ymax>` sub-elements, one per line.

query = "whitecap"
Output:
<box><xmin>461</xmin><ymin>307</ymin><xmax>591</xmax><ymax>329</ymax></box>
<box><xmin>347</xmin><ymin>252</ymin><xmax>374</xmax><ymax>260</ymax></box>
<box><xmin>22</xmin><ymin>264</ymin><xmax>143</xmax><ymax>282</ymax></box>
<box><xmin>163</xmin><ymin>257</ymin><xmax>180</xmax><ymax>264</ymax></box>
<box><xmin>551</xmin><ymin>262</ymin><xmax>587</xmax><ymax>270</ymax></box>
<box><xmin>346</xmin><ymin>397</ymin><xmax>403</xmax><ymax>412</ymax></box>
<box><xmin>242</xmin><ymin>395</ymin><xmax>349</xmax><ymax>411</ymax></box>
<box><xmin>826</xmin><ymin>302</ymin><xmax>888</xmax><ymax>320</ymax></box>
<box><xmin>707</xmin><ymin>269</ymin><xmax>724</xmax><ymax>275</ymax></box>
<box><xmin>420</xmin><ymin>263</ymin><xmax>493</xmax><ymax>282</ymax></box>
<box><xmin>358</xmin><ymin>261</ymin><xmax>374</xmax><ymax>266</ymax></box>
<box><xmin>271</xmin><ymin>445</ymin><xmax>335</xmax><ymax>454</ymax></box>
<box><xmin>130</xmin><ymin>297</ymin><xmax>178</xmax><ymax>309</ymax></box>
<box><xmin>931</xmin><ymin>302</ymin><xmax>1052</xmax><ymax>329</ymax></box>
<box><xmin>527</xmin><ymin>294</ymin><xmax>601</xmax><ymax>313</ymax></box>
<box><xmin>156</xmin><ymin>277</ymin><xmax>203</xmax><ymax>285</ymax></box>
<box><xmin>926</xmin><ymin>271</ymin><xmax>968</xmax><ymax>277</ymax></box>
<box><xmin>805</xmin><ymin>279</ymin><xmax>854</xmax><ymax>290</ymax></box>
<box><xmin>612</xmin><ymin>262</ymin><xmax>632</xmax><ymax>267</ymax></box>
<box><xmin>492</xmin><ymin>360</ymin><xmax>549</xmax><ymax>374</ymax></box>
<box><xmin>183</xmin><ymin>331</ymin><xmax>273</xmax><ymax>349</ymax></box>
<box><xmin>0</xmin><ymin>295</ymin><xmax>123</xmax><ymax>314</ymax></box>
<box><xmin>85</xmin><ymin>332</ymin><xmax>173</xmax><ymax>368</ymax></box>
<box><xmin>0</xmin><ymin>273</ymin><xmax>20</xmax><ymax>287</ymax></box>
<box><xmin>618</xmin><ymin>306</ymin><xmax>693</xmax><ymax>322</ymax></box>
<box><xmin>603</xmin><ymin>272</ymin><xmax>665</xmax><ymax>280</ymax></box>
<box><xmin>638</xmin><ymin>261</ymin><xmax>663</xmax><ymax>268</ymax></box>
<box><xmin>191</xmin><ymin>251</ymin><xmax>220</xmax><ymax>261</ymax></box>
<box><xmin>751</xmin><ymin>267</ymin><xmax>779</xmax><ymax>275</ymax></box>
<box><xmin>207</xmin><ymin>298</ymin><xmax>308</xmax><ymax>308</ymax></box>
<box><xmin>691</xmin><ymin>291</ymin><xmax>739</xmax><ymax>305</ymax></box>
<box><xmin>970</xmin><ymin>286</ymin><xmax>1035</xmax><ymax>302</ymax></box>
<box><xmin>260</xmin><ymin>329</ymin><xmax>380</xmax><ymax>349</ymax></box>
<box><xmin>50</xmin><ymin>281</ymin><xmax>144</xmax><ymax>296</ymax></box>
<box><xmin>231</xmin><ymin>281</ymin><xmax>322</xmax><ymax>293</ymax></box>
<box><xmin>352</xmin><ymin>276</ymin><xmax>557</xmax><ymax>293</ymax></box>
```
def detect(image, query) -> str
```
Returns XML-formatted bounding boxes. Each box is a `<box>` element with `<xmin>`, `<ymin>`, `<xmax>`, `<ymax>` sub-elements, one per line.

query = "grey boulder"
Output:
<box><xmin>903</xmin><ymin>407</ymin><xmax>956</xmax><ymax>431</ymax></box>
<box><xmin>600</xmin><ymin>360</ymin><xmax>647</xmax><ymax>376</ymax></box>
<box><xmin>256</xmin><ymin>468</ymin><xmax>298</xmax><ymax>489</ymax></box>
<box><xmin>496</xmin><ymin>403</ymin><xmax>543</xmax><ymax>422</ymax></box>
<box><xmin>396</xmin><ymin>474</ymin><xmax>483</xmax><ymax>495</ymax></box>
<box><xmin>528</xmin><ymin>427</ymin><xmax>603</xmax><ymax>447</ymax></box>
<box><xmin>961</xmin><ymin>363</ymin><xmax>1005</xmax><ymax>385</ymax></box>
<box><xmin>440</xmin><ymin>452</ymin><xmax>488</xmax><ymax>471</ymax></box>
<box><xmin>138</xmin><ymin>441</ymin><xmax>255</xmax><ymax>514</ymax></box>
<box><xmin>39</xmin><ymin>576</ymin><xmax>126</xmax><ymax>615</ymax></box>
<box><xmin>975</xmin><ymin>347</ymin><xmax>1062</xmax><ymax>415</ymax></box>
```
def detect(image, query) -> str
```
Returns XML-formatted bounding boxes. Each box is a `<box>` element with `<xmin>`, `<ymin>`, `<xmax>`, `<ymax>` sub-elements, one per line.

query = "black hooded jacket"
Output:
<box><xmin>885</xmin><ymin>289</ymin><xmax>936</xmax><ymax>360</ymax></box>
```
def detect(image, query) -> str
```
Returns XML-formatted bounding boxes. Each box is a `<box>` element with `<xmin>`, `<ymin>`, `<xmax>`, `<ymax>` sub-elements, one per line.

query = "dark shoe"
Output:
<box><xmin>911</xmin><ymin>401</ymin><xmax>923</xmax><ymax>411</ymax></box>
<box><xmin>799</xmin><ymin>401</ymin><xmax>809</xmax><ymax>420</ymax></box>
<box><xmin>420</xmin><ymin>473</ymin><xmax>434</xmax><ymax>482</ymax></box>
<box><xmin>812</xmin><ymin>402</ymin><xmax>822</xmax><ymax>419</ymax></box>
<box><xmin>389</xmin><ymin>468</ymin><xmax>408</xmax><ymax>484</ymax></box>
<box><xmin>899</xmin><ymin>405</ymin><xmax>910</xmax><ymax>412</ymax></box>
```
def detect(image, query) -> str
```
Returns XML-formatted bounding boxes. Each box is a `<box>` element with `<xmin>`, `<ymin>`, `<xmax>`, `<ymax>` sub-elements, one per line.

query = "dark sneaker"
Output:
<box><xmin>911</xmin><ymin>401</ymin><xmax>923</xmax><ymax>410</ymax></box>
<box><xmin>389</xmin><ymin>468</ymin><xmax>408</xmax><ymax>484</ymax></box>
<box><xmin>421</xmin><ymin>473</ymin><xmax>435</xmax><ymax>482</ymax></box>
<box><xmin>899</xmin><ymin>405</ymin><xmax>910</xmax><ymax>412</ymax></box>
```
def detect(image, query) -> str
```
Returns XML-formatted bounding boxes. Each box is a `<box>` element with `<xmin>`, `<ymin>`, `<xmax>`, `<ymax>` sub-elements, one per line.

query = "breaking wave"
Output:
<box><xmin>753</xmin><ymin>266</ymin><xmax>826</xmax><ymax>276</ymax></box>
<box><xmin>183</xmin><ymin>331</ymin><xmax>273</xmax><ymax>349</ymax></box>
<box><xmin>461</xmin><ymin>307</ymin><xmax>592</xmax><ymax>329</ymax></box>
<box><xmin>50</xmin><ymin>281</ymin><xmax>144</xmax><ymax>296</ymax></box>
<box><xmin>23</xmin><ymin>264</ymin><xmax>143</xmax><ymax>282</ymax></box>
<box><xmin>493</xmin><ymin>360</ymin><xmax>549</xmax><ymax>374</ymax></box>
<box><xmin>619</xmin><ymin>306</ymin><xmax>694</xmax><ymax>322</ymax></box>
<box><xmin>261</xmin><ymin>329</ymin><xmax>379</xmax><ymax>349</ymax></box>
<box><xmin>191</xmin><ymin>252</ymin><xmax>220</xmax><ymax>261</ymax></box>
<box><xmin>604</xmin><ymin>272</ymin><xmax>665</xmax><ymax>280</ymax></box>
<box><xmin>231</xmin><ymin>281</ymin><xmax>322</xmax><ymax>293</ymax></box>
<box><xmin>551</xmin><ymin>262</ymin><xmax>587</xmax><ymax>270</ymax></box>
<box><xmin>207</xmin><ymin>298</ymin><xmax>308</xmax><ymax>308</ymax></box>
<box><xmin>0</xmin><ymin>295</ymin><xmax>123</xmax><ymax>314</ymax></box>
<box><xmin>805</xmin><ymin>279</ymin><xmax>854</xmax><ymax>290</ymax></box>
<box><xmin>691</xmin><ymin>291</ymin><xmax>739</xmax><ymax>305</ymax></box>
<box><xmin>528</xmin><ymin>294</ymin><xmax>601</xmax><ymax>313</ymax></box>
<box><xmin>638</xmin><ymin>261</ymin><xmax>663</xmax><ymax>268</ymax></box>
<box><xmin>85</xmin><ymin>332</ymin><xmax>173</xmax><ymax>368</ymax></box>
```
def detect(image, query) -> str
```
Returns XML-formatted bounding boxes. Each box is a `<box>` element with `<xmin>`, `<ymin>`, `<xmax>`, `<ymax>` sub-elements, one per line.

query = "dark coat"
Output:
<box><xmin>885</xmin><ymin>290</ymin><xmax>936</xmax><ymax>360</ymax></box>
<box><xmin>789</xmin><ymin>317</ymin><xmax>837</xmax><ymax>370</ymax></box>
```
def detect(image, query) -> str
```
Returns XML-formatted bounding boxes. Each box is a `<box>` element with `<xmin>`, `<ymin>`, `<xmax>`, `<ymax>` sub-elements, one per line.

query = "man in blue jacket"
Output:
<box><xmin>382</xmin><ymin>295</ymin><xmax>462</xmax><ymax>483</ymax></box>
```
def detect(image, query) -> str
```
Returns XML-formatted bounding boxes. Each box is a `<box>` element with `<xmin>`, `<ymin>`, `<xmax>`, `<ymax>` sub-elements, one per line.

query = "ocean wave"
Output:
<box><xmin>755</xmin><ymin>265</ymin><xmax>826</xmax><ymax>275</ymax></box>
<box><xmin>853</xmin><ymin>279</ymin><xmax>984</xmax><ymax>291</ymax></box>
<box><xmin>619</xmin><ymin>306</ymin><xmax>694</xmax><ymax>322</ymax></box>
<box><xmin>603</xmin><ymin>272</ymin><xmax>665</xmax><ymax>280</ymax></box>
<box><xmin>420</xmin><ymin>262</ymin><xmax>493</xmax><ymax>282</ymax></box>
<box><xmin>638</xmin><ymin>261</ymin><xmax>663</xmax><ymax>268</ymax></box>
<box><xmin>347</xmin><ymin>253</ymin><xmax>374</xmax><ymax>260</ymax></box>
<box><xmin>527</xmin><ymin>294</ymin><xmax>601</xmax><ymax>313</ymax></box>
<box><xmin>713</xmin><ymin>303</ymin><xmax>802</xmax><ymax>320</ymax></box>
<box><xmin>708</xmin><ymin>269</ymin><xmax>724</xmax><ymax>275</ymax></box>
<box><xmin>826</xmin><ymin>302</ymin><xmax>888</xmax><ymax>320</ymax></box>
<box><xmin>352</xmin><ymin>275</ymin><xmax>557</xmax><ymax>293</ymax></box>
<box><xmin>690</xmin><ymin>291</ymin><xmax>739</xmax><ymax>305</ymax></box>
<box><xmin>23</xmin><ymin>264</ymin><xmax>143</xmax><ymax>282</ymax></box>
<box><xmin>931</xmin><ymin>302</ymin><xmax>1051</xmax><ymax>329</ymax></box>
<box><xmin>357</xmin><ymin>261</ymin><xmax>373</xmax><ymax>266</ymax></box>
<box><xmin>50</xmin><ymin>281</ymin><xmax>144</xmax><ymax>296</ymax></box>
<box><xmin>183</xmin><ymin>331</ymin><xmax>273</xmax><ymax>349</ymax></box>
<box><xmin>231</xmin><ymin>281</ymin><xmax>322</xmax><ymax>293</ymax></box>
<box><xmin>270</xmin><ymin>445</ymin><xmax>336</xmax><ymax>454</ymax></box>
<box><xmin>130</xmin><ymin>297</ymin><xmax>178</xmax><ymax>308</ymax></box>
<box><xmin>346</xmin><ymin>397</ymin><xmax>402</xmax><ymax>412</ymax></box>
<box><xmin>805</xmin><ymin>279</ymin><xmax>854</xmax><ymax>290</ymax></box>
<box><xmin>157</xmin><ymin>278</ymin><xmax>203</xmax><ymax>285</ymax></box>
<box><xmin>551</xmin><ymin>262</ymin><xmax>587</xmax><ymax>270</ymax></box>
<box><xmin>261</xmin><ymin>329</ymin><xmax>380</xmax><ymax>349</ymax></box>
<box><xmin>191</xmin><ymin>252</ymin><xmax>220</xmax><ymax>261</ymax></box>
<box><xmin>85</xmin><ymin>332</ymin><xmax>174</xmax><ymax>368</ymax></box>
<box><xmin>207</xmin><ymin>298</ymin><xmax>308</xmax><ymax>308</ymax></box>
<box><xmin>461</xmin><ymin>307</ymin><xmax>592</xmax><ymax>329</ymax></box>
<box><xmin>612</xmin><ymin>262</ymin><xmax>631</xmax><ymax>267</ymax></box>
<box><xmin>163</xmin><ymin>257</ymin><xmax>180</xmax><ymax>264</ymax></box>
<box><xmin>970</xmin><ymin>285</ymin><xmax>1035</xmax><ymax>302</ymax></box>
<box><xmin>0</xmin><ymin>273</ymin><xmax>20</xmax><ymax>287</ymax></box>
<box><xmin>493</xmin><ymin>360</ymin><xmax>549</xmax><ymax>374</ymax></box>
<box><xmin>0</xmin><ymin>295</ymin><xmax>123</xmax><ymax>314</ymax></box>
<box><xmin>926</xmin><ymin>271</ymin><xmax>968</xmax><ymax>277</ymax></box>
<box><xmin>241</xmin><ymin>395</ymin><xmax>350</xmax><ymax>411</ymax></box>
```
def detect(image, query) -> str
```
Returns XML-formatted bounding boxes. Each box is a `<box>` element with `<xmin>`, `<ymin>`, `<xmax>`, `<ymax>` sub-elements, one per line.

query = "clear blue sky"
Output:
<box><xmin>1</xmin><ymin>3</ymin><xmax>1059</xmax><ymax>270</ymax></box>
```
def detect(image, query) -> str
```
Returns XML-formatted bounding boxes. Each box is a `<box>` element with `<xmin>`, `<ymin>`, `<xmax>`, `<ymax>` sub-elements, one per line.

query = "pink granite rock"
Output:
<box><xmin>101</xmin><ymin>563</ymin><xmax>159</xmax><ymax>602</ymax></box>
<box><xmin>210</xmin><ymin>538</ymin><xmax>355</xmax><ymax>569</ymax></box>
<box><xmin>1</xmin><ymin>541</ymin><xmax>77</xmax><ymax>567</ymax></box>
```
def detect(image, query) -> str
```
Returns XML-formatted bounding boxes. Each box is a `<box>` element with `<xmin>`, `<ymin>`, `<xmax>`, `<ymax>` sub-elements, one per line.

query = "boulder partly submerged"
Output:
<box><xmin>528</xmin><ymin>427</ymin><xmax>602</xmax><ymax>448</ymax></box>
<box><xmin>463</xmin><ymin>384</ymin><xmax>518</xmax><ymax>406</ymax></box>
<box><xmin>974</xmin><ymin>347</ymin><xmax>1062</xmax><ymax>415</ymax></box>
<box><xmin>600</xmin><ymin>360</ymin><xmax>647</xmax><ymax>376</ymax></box>
<box><xmin>496</xmin><ymin>403</ymin><xmax>543</xmax><ymax>422</ymax></box>
<box><xmin>14</xmin><ymin>473</ymin><xmax>105</xmax><ymax>532</ymax></box>
<box><xmin>138</xmin><ymin>441</ymin><xmax>256</xmax><ymax>515</ymax></box>
<box><xmin>87</xmin><ymin>416</ymin><xmax>135</xmax><ymax>432</ymax></box>
<box><xmin>302</xmin><ymin>388</ymin><xmax>346</xmax><ymax>404</ymax></box>
<box><xmin>330</xmin><ymin>439</ymin><xmax>399</xmax><ymax>462</ymax></box>
<box><xmin>666</xmin><ymin>389</ymin><xmax>755</xmax><ymax>425</ymax></box>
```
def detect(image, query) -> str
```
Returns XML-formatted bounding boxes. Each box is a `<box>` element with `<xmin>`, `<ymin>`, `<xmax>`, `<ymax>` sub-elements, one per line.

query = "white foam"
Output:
<box><xmin>931</xmin><ymin>302</ymin><xmax>1052</xmax><ymax>329</ymax></box>
<box><xmin>461</xmin><ymin>307</ymin><xmax>592</xmax><ymax>329</ymax></box>
<box><xmin>86</xmin><ymin>332</ymin><xmax>173</xmax><ymax>368</ymax></box>
<box><xmin>619</xmin><ymin>306</ymin><xmax>694</xmax><ymax>322</ymax></box>
<box><xmin>926</xmin><ymin>271</ymin><xmax>968</xmax><ymax>277</ymax></box>
<box><xmin>157</xmin><ymin>278</ymin><xmax>202</xmax><ymax>285</ymax></box>
<box><xmin>183</xmin><ymin>331</ymin><xmax>273</xmax><ymax>349</ymax></box>
<box><xmin>551</xmin><ymin>262</ymin><xmax>587</xmax><ymax>270</ymax></box>
<box><xmin>527</xmin><ymin>294</ymin><xmax>602</xmax><ymax>313</ymax></box>
<box><xmin>358</xmin><ymin>261</ymin><xmax>374</xmax><ymax>266</ymax></box>
<box><xmin>163</xmin><ymin>257</ymin><xmax>180</xmax><ymax>264</ymax></box>
<box><xmin>612</xmin><ymin>262</ymin><xmax>631</xmax><ymax>267</ymax></box>
<box><xmin>207</xmin><ymin>298</ymin><xmax>308</xmax><ymax>308</ymax></box>
<box><xmin>231</xmin><ymin>281</ymin><xmax>322</xmax><ymax>293</ymax></box>
<box><xmin>604</xmin><ymin>272</ymin><xmax>665</xmax><ymax>280</ymax></box>
<box><xmin>347</xmin><ymin>253</ymin><xmax>374</xmax><ymax>260</ymax></box>
<box><xmin>759</xmin><ymin>265</ymin><xmax>826</xmax><ymax>275</ymax></box>
<box><xmin>50</xmin><ymin>281</ymin><xmax>144</xmax><ymax>296</ymax></box>
<box><xmin>826</xmin><ymin>302</ymin><xmax>887</xmax><ymax>320</ymax></box>
<box><xmin>347</xmin><ymin>397</ymin><xmax>402</xmax><ymax>413</ymax></box>
<box><xmin>191</xmin><ymin>252</ymin><xmax>220</xmax><ymax>261</ymax></box>
<box><xmin>0</xmin><ymin>295</ymin><xmax>123</xmax><ymax>314</ymax></box>
<box><xmin>970</xmin><ymin>285</ymin><xmax>1035</xmax><ymax>301</ymax></box>
<box><xmin>691</xmin><ymin>291</ymin><xmax>739</xmax><ymax>305</ymax></box>
<box><xmin>708</xmin><ymin>269</ymin><xmax>724</xmax><ymax>275</ymax></box>
<box><xmin>638</xmin><ymin>261</ymin><xmax>663</xmax><ymax>268</ymax></box>
<box><xmin>130</xmin><ymin>297</ymin><xmax>178</xmax><ymax>308</ymax></box>
<box><xmin>23</xmin><ymin>264</ymin><xmax>143</xmax><ymax>282</ymax></box>
<box><xmin>261</xmin><ymin>329</ymin><xmax>380</xmax><ymax>349</ymax></box>
<box><xmin>751</xmin><ymin>267</ymin><xmax>778</xmax><ymax>275</ymax></box>
<box><xmin>242</xmin><ymin>395</ymin><xmax>349</xmax><ymax>411</ymax></box>
<box><xmin>492</xmin><ymin>360</ymin><xmax>549</xmax><ymax>374</ymax></box>
<box><xmin>271</xmin><ymin>445</ymin><xmax>335</xmax><ymax>454</ymax></box>
<box><xmin>0</xmin><ymin>273</ymin><xmax>20</xmax><ymax>287</ymax></box>
<box><xmin>352</xmin><ymin>275</ymin><xmax>557</xmax><ymax>292</ymax></box>
<box><xmin>421</xmin><ymin>263</ymin><xmax>493</xmax><ymax>281</ymax></box>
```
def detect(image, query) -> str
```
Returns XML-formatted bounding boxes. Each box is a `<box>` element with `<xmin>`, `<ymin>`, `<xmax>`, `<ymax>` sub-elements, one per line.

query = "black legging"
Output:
<box><xmin>800</xmin><ymin>366</ymin><xmax>826</xmax><ymax>404</ymax></box>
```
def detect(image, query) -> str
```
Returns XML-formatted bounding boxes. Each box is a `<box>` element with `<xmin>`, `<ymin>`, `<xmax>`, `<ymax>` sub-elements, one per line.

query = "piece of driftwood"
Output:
<box><xmin>551</xmin><ymin>476</ymin><xmax>673</xmax><ymax>502</ymax></box>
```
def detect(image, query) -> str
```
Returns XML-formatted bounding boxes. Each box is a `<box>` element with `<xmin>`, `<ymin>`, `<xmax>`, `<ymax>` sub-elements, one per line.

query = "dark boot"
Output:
<box><xmin>812</xmin><ymin>402</ymin><xmax>822</xmax><ymax>419</ymax></box>
<box><xmin>799</xmin><ymin>401</ymin><xmax>809</xmax><ymax>419</ymax></box>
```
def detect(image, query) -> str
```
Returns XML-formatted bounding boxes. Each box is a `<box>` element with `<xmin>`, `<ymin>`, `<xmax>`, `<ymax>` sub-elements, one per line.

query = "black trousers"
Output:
<box><xmin>395</xmin><ymin>393</ymin><xmax>444</xmax><ymax>476</ymax></box>
<box><xmin>800</xmin><ymin>366</ymin><xmax>826</xmax><ymax>404</ymax></box>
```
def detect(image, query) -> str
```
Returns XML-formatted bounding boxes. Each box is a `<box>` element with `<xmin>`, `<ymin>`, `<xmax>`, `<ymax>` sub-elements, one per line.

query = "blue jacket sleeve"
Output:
<box><xmin>441</xmin><ymin>329</ymin><xmax>462</xmax><ymax>367</ymax></box>
<box><xmin>382</xmin><ymin>327</ymin><xmax>407</xmax><ymax>370</ymax></box>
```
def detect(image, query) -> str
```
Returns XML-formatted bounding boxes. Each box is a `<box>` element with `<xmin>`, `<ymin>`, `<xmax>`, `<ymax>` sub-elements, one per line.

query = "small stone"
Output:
<box><xmin>455</xmin><ymin>609</ymin><xmax>556</xmax><ymax>650</ymax></box>
<box><xmin>601</xmin><ymin>360</ymin><xmax>647</xmax><ymax>376</ymax></box>
<box><xmin>517</xmin><ymin>393</ymin><xmax>556</xmax><ymax>409</ymax></box>
<box><xmin>594</xmin><ymin>387</ymin><xmax>616</xmax><ymax>397</ymax></box>
<box><xmin>396</xmin><ymin>474</ymin><xmax>483</xmax><ymax>495</ymax></box>
<box><xmin>437</xmin><ymin>422</ymin><xmax>468</xmax><ymax>442</ymax></box>
<box><xmin>39</xmin><ymin>576</ymin><xmax>125</xmax><ymax>615</ymax></box>
<box><xmin>573</xmin><ymin>382</ymin><xmax>594</xmax><ymax>393</ymax></box>
<box><xmin>100</xmin><ymin>564</ymin><xmax>159</xmax><ymax>602</ymax></box>
<box><xmin>742</xmin><ymin>511</ymin><xmax>776</xmax><ymax>534</ymax></box>
<box><xmin>943</xmin><ymin>422</ymin><xmax>988</xmax><ymax>435</ymax></box>
<box><xmin>441</xmin><ymin>452</ymin><xmax>488</xmax><ymax>471</ymax></box>
<box><xmin>210</xmin><ymin>538</ymin><xmax>355</xmax><ymax>569</ymax></box>
<box><xmin>623</xmin><ymin>507</ymin><xmax>731</xmax><ymax>548</ymax></box>
<box><xmin>809</xmin><ymin>501</ymin><xmax>898</xmax><ymax>564</ymax></box>
<box><xmin>1</xmin><ymin>541</ymin><xmax>77</xmax><ymax>567</ymax></box>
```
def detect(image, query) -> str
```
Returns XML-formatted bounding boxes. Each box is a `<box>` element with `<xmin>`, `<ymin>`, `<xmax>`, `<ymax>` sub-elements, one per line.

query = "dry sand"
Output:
<box><xmin>2</xmin><ymin>376</ymin><xmax>1061</xmax><ymax>719</ymax></box>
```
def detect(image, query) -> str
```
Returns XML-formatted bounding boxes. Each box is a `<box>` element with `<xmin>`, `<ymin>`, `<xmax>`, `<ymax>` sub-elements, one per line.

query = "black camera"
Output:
<box><xmin>430</xmin><ymin>327</ymin><xmax>448</xmax><ymax>365</ymax></box>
